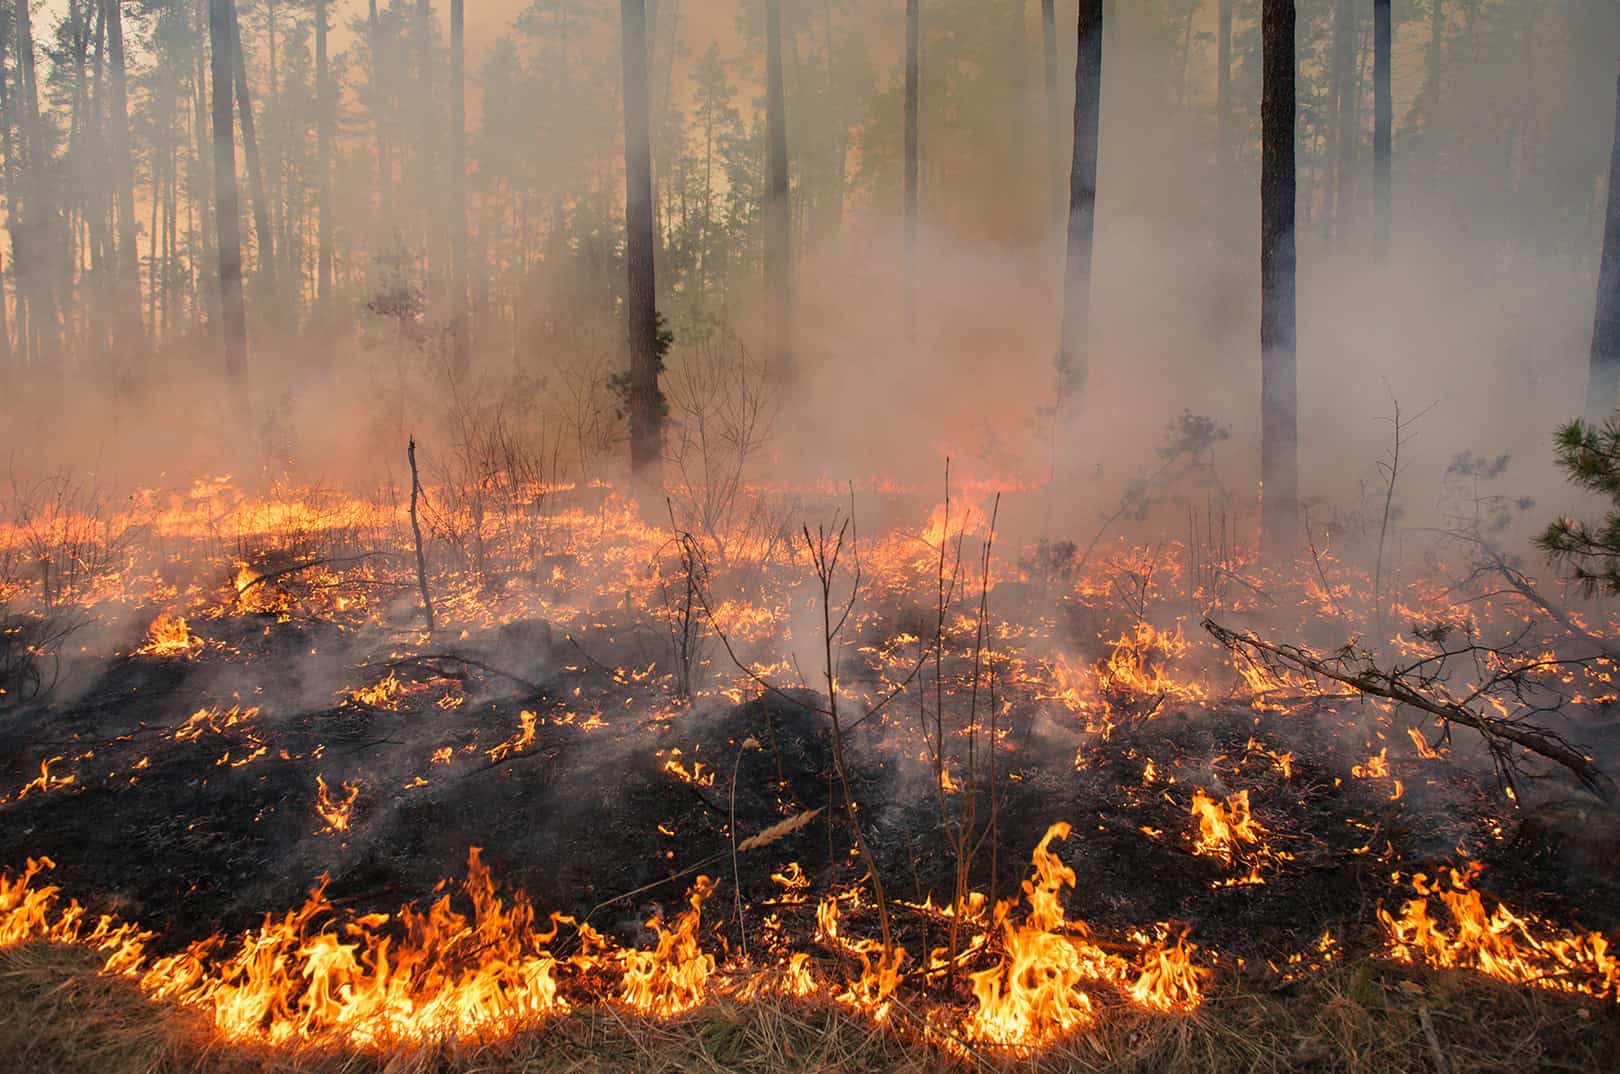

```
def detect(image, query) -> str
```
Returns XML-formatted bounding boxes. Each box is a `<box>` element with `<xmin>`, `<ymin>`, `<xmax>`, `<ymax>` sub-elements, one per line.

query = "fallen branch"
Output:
<box><xmin>233</xmin><ymin>552</ymin><xmax>399</xmax><ymax>597</ymax></box>
<box><xmin>1473</xmin><ymin>541</ymin><xmax>1620</xmax><ymax>661</ymax></box>
<box><xmin>386</xmin><ymin>652</ymin><xmax>545</xmax><ymax>694</ymax></box>
<box><xmin>1202</xmin><ymin>617</ymin><xmax>1617</xmax><ymax>804</ymax></box>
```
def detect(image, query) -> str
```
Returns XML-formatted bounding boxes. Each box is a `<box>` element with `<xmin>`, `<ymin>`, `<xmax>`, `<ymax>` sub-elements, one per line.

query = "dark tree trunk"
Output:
<box><xmin>1007</xmin><ymin>0</ymin><xmax>1026</xmax><ymax>230</ymax></box>
<box><xmin>105</xmin><ymin>0</ymin><xmax>141</xmax><ymax>346</ymax></box>
<box><xmin>227</xmin><ymin>0</ymin><xmax>275</xmax><ymax>296</ymax></box>
<box><xmin>621</xmin><ymin>0</ymin><xmax>662</xmax><ymax>479</ymax></box>
<box><xmin>1261</xmin><ymin>0</ymin><xmax>1298</xmax><ymax>558</ymax></box>
<box><xmin>764</xmin><ymin>0</ymin><xmax>791</xmax><ymax>377</ymax></box>
<box><xmin>450</xmin><ymin>0</ymin><xmax>468</xmax><ymax>375</ymax></box>
<box><xmin>1057</xmin><ymin>0</ymin><xmax>1103</xmax><ymax>407</ymax></box>
<box><xmin>193</xmin><ymin>0</ymin><xmax>217</xmax><ymax>330</ymax></box>
<box><xmin>315</xmin><ymin>0</ymin><xmax>332</xmax><ymax>306</ymax></box>
<box><xmin>414</xmin><ymin>0</ymin><xmax>432</xmax><ymax>294</ymax></box>
<box><xmin>904</xmin><ymin>0</ymin><xmax>918</xmax><ymax>339</ymax></box>
<box><xmin>1424</xmin><ymin>0</ymin><xmax>1442</xmax><ymax>188</ymax></box>
<box><xmin>369</xmin><ymin>0</ymin><xmax>390</xmax><ymax>225</ymax></box>
<box><xmin>1373</xmin><ymin>0</ymin><xmax>1392</xmax><ymax>257</ymax></box>
<box><xmin>209</xmin><ymin>0</ymin><xmax>248</xmax><ymax>387</ymax></box>
<box><xmin>1041</xmin><ymin>0</ymin><xmax>1060</xmax><ymax>207</ymax></box>
<box><xmin>1327</xmin><ymin>0</ymin><xmax>1354</xmax><ymax>246</ymax></box>
<box><xmin>15</xmin><ymin>0</ymin><xmax>60</xmax><ymax>365</ymax></box>
<box><xmin>1585</xmin><ymin>64</ymin><xmax>1620</xmax><ymax>422</ymax></box>
<box><xmin>1217</xmin><ymin>0</ymin><xmax>1232</xmax><ymax>165</ymax></box>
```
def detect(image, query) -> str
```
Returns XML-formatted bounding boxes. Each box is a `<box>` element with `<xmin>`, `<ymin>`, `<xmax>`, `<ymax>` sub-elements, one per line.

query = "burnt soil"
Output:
<box><xmin>1</xmin><ymin>603</ymin><xmax>1617</xmax><ymax>969</ymax></box>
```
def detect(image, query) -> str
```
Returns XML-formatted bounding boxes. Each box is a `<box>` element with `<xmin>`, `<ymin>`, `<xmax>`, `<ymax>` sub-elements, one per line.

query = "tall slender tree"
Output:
<box><xmin>1584</xmin><ymin>61</ymin><xmax>1620</xmax><ymax>421</ymax></box>
<box><xmin>1327</xmin><ymin>0</ymin><xmax>1355</xmax><ymax>245</ymax></box>
<box><xmin>227</xmin><ymin>0</ymin><xmax>275</xmax><ymax>295</ymax></box>
<box><xmin>763</xmin><ymin>0</ymin><xmax>790</xmax><ymax>377</ymax></box>
<box><xmin>315</xmin><ymin>0</ymin><xmax>332</xmax><ymax>307</ymax></box>
<box><xmin>622</xmin><ymin>0</ymin><xmax>662</xmax><ymax>478</ymax></box>
<box><xmin>1373</xmin><ymin>0</ymin><xmax>1392</xmax><ymax>257</ymax></box>
<box><xmin>15</xmin><ymin>0</ymin><xmax>60</xmax><ymax>364</ymax></box>
<box><xmin>1217</xmin><ymin>0</ymin><xmax>1232</xmax><ymax>164</ymax></box>
<box><xmin>1423</xmin><ymin>0</ymin><xmax>1443</xmax><ymax>188</ymax></box>
<box><xmin>1041</xmin><ymin>0</ymin><xmax>1059</xmax><ymax>206</ymax></box>
<box><xmin>1261</xmin><ymin>0</ymin><xmax>1298</xmax><ymax>557</ymax></box>
<box><xmin>904</xmin><ymin>0</ymin><xmax>918</xmax><ymax>339</ymax></box>
<box><xmin>105</xmin><ymin>0</ymin><xmax>142</xmax><ymax>346</ymax></box>
<box><xmin>1057</xmin><ymin>0</ymin><xmax>1103</xmax><ymax>407</ymax></box>
<box><xmin>1007</xmin><ymin>0</ymin><xmax>1026</xmax><ymax>230</ymax></box>
<box><xmin>450</xmin><ymin>0</ymin><xmax>468</xmax><ymax>374</ymax></box>
<box><xmin>209</xmin><ymin>0</ymin><xmax>248</xmax><ymax>387</ymax></box>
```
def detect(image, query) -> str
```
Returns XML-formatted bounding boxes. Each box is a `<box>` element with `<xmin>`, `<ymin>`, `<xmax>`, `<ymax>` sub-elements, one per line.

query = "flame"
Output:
<box><xmin>314</xmin><ymin>776</ymin><xmax>359</xmax><ymax>834</ymax></box>
<box><xmin>1380</xmin><ymin>867</ymin><xmax>1618</xmax><ymax>1001</ymax></box>
<box><xmin>349</xmin><ymin>672</ymin><xmax>407</xmax><ymax>710</ymax></box>
<box><xmin>963</xmin><ymin>822</ymin><xmax>1204</xmax><ymax>1049</ymax></box>
<box><xmin>15</xmin><ymin>756</ymin><xmax>76</xmax><ymax>800</ymax></box>
<box><xmin>620</xmin><ymin>876</ymin><xmax>717</xmax><ymax>1015</ymax></box>
<box><xmin>137</xmin><ymin>612</ymin><xmax>201</xmax><ymax>657</ymax></box>
<box><xmin>966</xmin><ymin>823</ymin><xmax>1098</xmax><ymax>1047</ymax></box>
<box><xmin>486</xmin><ymin>711</ymin><xmax>538</xmax><ymax>762</ymax></box>
<box><xmin>1189</xmin><ymin>788</ymin><xmax>1291</xmax><ymax>886</ymax></box>
<box><xmin>1353</xmin><ymin>748</ymin><xmax>1391</xmax><ymax>779</ymax></box>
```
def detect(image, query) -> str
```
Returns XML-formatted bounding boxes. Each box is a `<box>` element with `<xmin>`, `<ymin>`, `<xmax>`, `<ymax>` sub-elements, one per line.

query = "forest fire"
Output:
<box><xmin>2</xmin><ymin>0</ymin><xmax>1620</xmax><ymax>1068</ymax></box>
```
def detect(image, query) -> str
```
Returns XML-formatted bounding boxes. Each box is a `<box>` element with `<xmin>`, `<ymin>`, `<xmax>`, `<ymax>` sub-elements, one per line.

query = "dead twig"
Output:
<box><xmin>407</xmin><ymin>437</ymin><xmax>436</xmax><ymax>633</ymax></box>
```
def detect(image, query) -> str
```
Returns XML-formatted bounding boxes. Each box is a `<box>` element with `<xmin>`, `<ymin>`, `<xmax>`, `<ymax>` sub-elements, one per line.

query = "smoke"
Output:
<box><xmin>0</xmin><ymin>0</ymin><xmax>1613</xmax><ymax>599</ymax></box>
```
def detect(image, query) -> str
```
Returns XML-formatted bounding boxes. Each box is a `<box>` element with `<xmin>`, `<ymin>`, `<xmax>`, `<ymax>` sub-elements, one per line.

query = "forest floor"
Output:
<box><xmin>1</xmin><ymin>483</ymin><xmax>1618</xmax><ymax>1068</ymax></box>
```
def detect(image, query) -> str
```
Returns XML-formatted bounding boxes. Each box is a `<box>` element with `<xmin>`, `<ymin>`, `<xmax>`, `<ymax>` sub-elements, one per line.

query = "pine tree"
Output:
<box><xmin>1538</xmin><ymin>418</ymin><xmax>1620</xmax><ymax>594</ymax></box>
<box><xmin>1260</xmin><ymin>0</ymin><xmax>1298</xmax><ymax>558</ymax></box>
<box><xmin>622</xmin><ymin>0</ymin><xmax>664</xmax><ymax>480</ymax></box>
<box><xmin>1057</xmin><ymin>0</ymin><xmax>1103</xmax><ymax>408</ymax></box>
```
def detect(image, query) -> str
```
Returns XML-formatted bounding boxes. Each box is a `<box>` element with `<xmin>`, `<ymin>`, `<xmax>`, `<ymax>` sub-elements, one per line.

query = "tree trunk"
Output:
<box><xmin>1041</xmin><ymin>0</ymin><xmax>1059</xmax><ymax>209</ymax></box>
<box><xmin>1327</xmin><ymin>0</ymin><xmax>1354</xmax><ymax>247</ymax></box>
<box><xmin>209</xmin><ymin>0</ymin><xmax>249</xmax><ymax>388</ymax></box>
<box><xmin>1261</xmin><ymin>0</ymin><xmax>1298</xmax><ymax>558</ymax></box>
<box><xmin>315</xmin><ymin>0</ymin><xmax>332</xmax><ymax>307</ymax></box>
<box><xmin>1585</xmin><ymin>63</ymin><xmax>1620</xmax><ymax>422</ymax></box>
<box><xmin>904</xmin><ymin>0</ymin><xmax>919</xmax><ymax>340</ymax></box>
<box><xmin>193</xmin><ymin>0</ymin><xmax>217</xmax><ymax>331</ymax></box>
<box><xmin>764</xmin><ymin>0</ymin><xmax>791</xmax><ymax>378</ymax></box>
<box><xmin>450</xmin><ymin>0</ymin><xmax>468</xmax><ymax>376</ymax></box>
<box><xmin>15</xmin><ymin>0</ymin><xmax>61</xmax><ymax>366</ymax></box>
<box><xmin>1217</xmin><ymin>0</ymin><xmax>1232</xmax><ymax>165</ymax></box>
<box><xmin>1057</xmin><ymin>0</ymin><xmax>1103</xmax><ymax>408</ymax></box>
<box><xmin>1424</xmin><ymin>0</ymin><xmax>1442</xmax><ymax>189</ymax></box>
<box><xmin>622</xmin><ymin>0</ymin><xmax>662</xmax><ymax>480</ymax></box>
<box><xmin>1007</xmin><ymin>0</ymin><xmax>1026</xmax><ymax>234</ymax></box>
<box><xmin>227</xmin><ymin>0</ymin><xmax>275</xmax><ymax>296</ymax></box>
<box><xmin>369</xmin><ymin>0</ymin><xmax>390</xmax><ymax>226</ymax></box>
<box><xmin>414</xmin><ymin>0</ymin><xmax>432</xmax><ymax>296</ymax></box>
<box><xmin>105</xmin><ymin>0</ymin><xmax>141</xmax><ymax>348</ymax></box>
<box><xmin>1373</xmin><ymin>0</ymin><xmax>1392</xmax><ymax>258</ymax></box>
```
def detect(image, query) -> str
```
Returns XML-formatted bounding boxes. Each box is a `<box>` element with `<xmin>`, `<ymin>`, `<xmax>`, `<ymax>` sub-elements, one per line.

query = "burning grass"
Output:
<box><xmin>0</xmin><ymin>470</ymin><xmax>1618</xmax><ymax>1065</ymax></box>
<box><xmin>0</xmin><ymin>936</ymin><xmax>1616</xmax><ymax>1074</ymax></box>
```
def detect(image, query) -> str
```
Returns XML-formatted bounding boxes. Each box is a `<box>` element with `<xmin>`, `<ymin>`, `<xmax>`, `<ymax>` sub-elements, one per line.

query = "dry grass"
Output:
<box><xmin>1</xmin><ymin>941</ymin><xmax>1615</xmax><ymax>1074</ymax></box>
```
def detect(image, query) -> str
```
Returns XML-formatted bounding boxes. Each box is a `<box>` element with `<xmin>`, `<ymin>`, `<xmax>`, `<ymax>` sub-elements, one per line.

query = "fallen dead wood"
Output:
<box><xmin>385</xmin><ymin>653</ymin><xmax>546</xmax><ymax>694</ymax></box>
<box><xmin>1471</xmin><ymin>540</ymin><xmax>1620</xmax><ymax>662</ymax></box>
<box><xmin>233</xmin><ymin>552</ymin><xmax>399</xmax><ymax>597</ymax></box>
<box><xmin>1202</xmin><ymin>617</ymin><xmax>1617</xmax><ymax>804</ymax></box>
